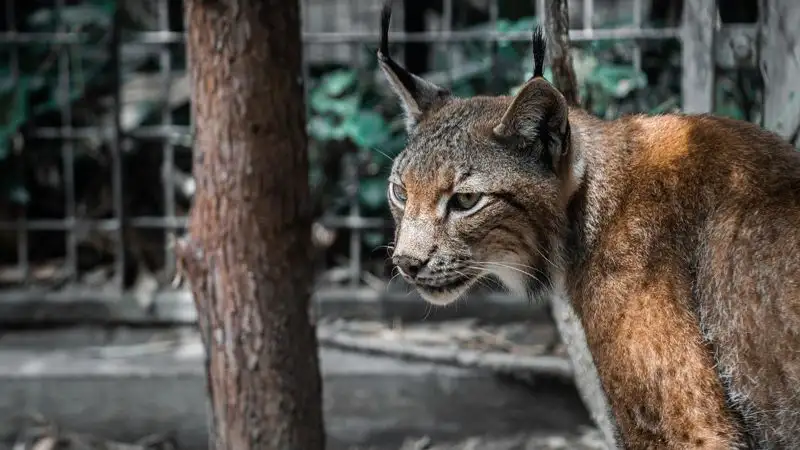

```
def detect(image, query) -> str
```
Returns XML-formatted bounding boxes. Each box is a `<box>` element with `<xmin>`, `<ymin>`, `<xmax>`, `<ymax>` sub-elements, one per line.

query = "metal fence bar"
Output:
<box><xmin>299</xmin><ymin>28</ymin><xmax>682</xmax><ymax>43</ymax></box>
<box><xmin>185</xmin><ymin>0</ymin><xmax>195</xmax><ymax>226</ymax></box>
<box><xmin>443</xmin><ymin>0</ymin><xmax>454</xmax><ymax>85</ymax></box>
<box><xmin>29</xmin><ymin>125</ymin><xmax>193</xmax><ymax>140</ymax></box>
<box><xmin>56</xmin><ymin>0</ymin><xmax>79</xmax><ymax>282</ymax></box>
<box><xmin>0</xmin><ymin>27</ymin><xmax>683</xmax><ymax>46</ymax></box>
<box><xmin>110</xmin><ymin>6</ymin><xmax>126</xmax><ymax>289</ymax></box>
<box><xmin>632</xmin><ymin>0</ymin><xmax>643</xmax><ymax>73</ymax></box>
<box><xmin>536</xmin><ymin>0</ymin><xmax>544</xmax><ymax>20</ymax></box>
<box><xmin>6</xmin><ymin>0</ymin><xmax>29</xmax><ymax>284</ymax></box>
<box><xmin>345</xmin><ymin>154</ymin><xmax>361</xmax><ymax>289</ymax></box>
<box><xmin>583</xmin><ymin>0</ymin><xmax>594</xmax><ymax>31</ymax></box>
<box><xmin>159</xmin><ymin>0</ymin><xmax>177</xmax><ymax>280</ymax></box>
<box><xmin>0</xmin><ymin>33</ymin><xmax>85</xmax><ymax>44</ymax></box>
<box><xmin>681</xmin><ymin>0</ymin><xmax>717</xmax><ymax>113</ymax></box>
<box><xmin>0</xmin><ymin>215</ymin><xmax>391</xmax><ymax>231</ymax></box>
<box><xmin>300</xmin><ymin>0</ymin><xmax>311</xmax><ymax>106</ymax></box>
<box><xmin>488</xmin><ymin>0</ymin><xmax>499</xmax><ymax>89</ymax></box>
<box><xmin>346</xmin><ymin>0</ymin><xmax>362</xmax><ymax>290</ymax></box>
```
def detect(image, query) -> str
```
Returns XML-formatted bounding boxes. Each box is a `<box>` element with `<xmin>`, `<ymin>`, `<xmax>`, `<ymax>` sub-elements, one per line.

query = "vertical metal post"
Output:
<box><xmin>537</xmin><ymin>0</ymin><xmax>547</xmax><ymax>74</ymax></box>
<box><xmin>347</xmin><ymin>158</ymin><xmax>361</xmax><ymax>290</ymax></box>
<box><xmin>299</xmin><ymin>0</ymin><xmax>321</xmax><ymax>318</ymax></box>
<box><xmin>632</xmin><ymin>0</ymin><xmax>642</xmax><ymax>73</ymax></box>
<box><xmin>681</xmin><ymin>0</ymin><xmax>717</xmax><ymax>113</ymax></box>
<box><xmin>583</xmin><ymin>0</ymin><xmax>594</xmax><ymax>32</ymax></box>
<box><xmin>443</xmin><ymin>0</ymin><xmax>454</xmax><ymax>84</ymax></box>
<box><xmin>488</xmin><ymin>0</ymin><xmax>500</xmax><ymax>90</ymax></box>
<box><xmin>759</xmin><ymin>0</ymin><xmax>800</xmax><ymax>146</ymax></box>
<box><xmin>160</xmin><ymin>0</ymin><xmax>176</xmax><ymax>279</ymax></box>
<box><xmin>111</xmin><ymin>4</ymin><xmax>126</xmax><ymax>288</ymax></box>
<box><xmin>300</xmin><ymin>0</ymin><xmax>311</xmax><ymax>111</ymax></box>
<box><xmin>7</xmin><ymin>1</ymin><xmax>29</xmax><ymax>283</ymax></box>
<box><xmin>56</xmin><ymin>0</ymin><xmax>78</xmax><ymax>282</ymax></box>
<box><xmin>537</xmin><ymin>0</ymin><xmax>546</xmax><ymax>28</ymax></box>
<box><xmin>346</xmin><ymin>0</ymin><xmax>361</xmax><ymax>290</ymax></box>
<box><xmin>185</xmin><ymin>0</ymin><xmax>196</xmax><ymax>226</ymax></box>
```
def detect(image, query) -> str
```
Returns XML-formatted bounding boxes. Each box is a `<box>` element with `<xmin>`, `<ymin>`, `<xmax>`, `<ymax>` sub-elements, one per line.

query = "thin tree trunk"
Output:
<box><xmin>549</xmin><ymin>290</ymin><xmax>618</xmax><ymax>448</ymax></box>
<box><xmin>544</xmin><ymin>0</ymin><xmax>579</xmax><ymax>106</ymax></box>
<box><xmin>759</xmin><ymin>0</ymin><xmax>800</xmax><ymax>148</ymax></box>
<box><xmin>176</xmin><ymin>1</ymin><xmax>325</xmax><ymax>449</ymax></box>
<box><xmin>543</xmin><ymin>0</ymin><xmax>618</xmax><ymax>447</ymax></box>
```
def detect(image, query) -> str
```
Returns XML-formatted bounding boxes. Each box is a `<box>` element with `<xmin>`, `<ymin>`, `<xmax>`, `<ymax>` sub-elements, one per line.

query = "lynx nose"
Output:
<box><xmin>393</xmin><ymin>254</ymin><xmax>427</xmax><ymax>278</ymax></box>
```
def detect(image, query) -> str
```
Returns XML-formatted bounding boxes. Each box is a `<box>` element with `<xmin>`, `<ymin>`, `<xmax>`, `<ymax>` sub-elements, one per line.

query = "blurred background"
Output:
<box><xmin>0</xmin><ymin>0</ymin><xmax>787</xmax><ymax>449</ymax></box>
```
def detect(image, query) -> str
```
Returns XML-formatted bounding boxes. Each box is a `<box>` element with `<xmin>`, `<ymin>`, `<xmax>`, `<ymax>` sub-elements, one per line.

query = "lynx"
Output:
<box><xmin>377</xmin><ymin>3</ymin><xmax>800</xmax><ymax>449</ymax></box>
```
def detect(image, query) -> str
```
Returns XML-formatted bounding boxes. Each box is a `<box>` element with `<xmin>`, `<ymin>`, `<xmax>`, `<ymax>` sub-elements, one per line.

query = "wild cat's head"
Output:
<box><xmin>378</xmin><ymin>2</ymin><xmax>577</xmax><ymax>305</ymax></box>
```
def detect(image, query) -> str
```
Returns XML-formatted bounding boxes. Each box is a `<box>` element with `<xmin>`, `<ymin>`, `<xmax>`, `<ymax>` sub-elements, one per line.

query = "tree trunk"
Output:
<box><xmin>177</xmin><ymin>1</ymin><xmax>325</xmax><ymax>449</ymax></box>
<box><xmin>543</xmin><ymin>1</ymin><xmax>618</xmax><ymax>448</ymax></box>
<box><xmin>549</xmin><ymin>290</ymin><xmax>618</xmax><ymax>448</ymax></box>
<box><xmin>759</xmin><ymin>0</ymin><xmax>800</xmax><ymax>148</ymax></box>
<box><xmin>544</xmin><ymin>0</ymin><xmax>579</xmax><ymax>106</ymax></box>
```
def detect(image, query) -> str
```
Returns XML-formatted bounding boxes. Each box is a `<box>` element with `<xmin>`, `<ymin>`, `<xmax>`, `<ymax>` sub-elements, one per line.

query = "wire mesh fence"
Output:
<box><xmin>0</xmin><ymin>0</ymin><xmax>760</xmax><ymax>324</ymax></box>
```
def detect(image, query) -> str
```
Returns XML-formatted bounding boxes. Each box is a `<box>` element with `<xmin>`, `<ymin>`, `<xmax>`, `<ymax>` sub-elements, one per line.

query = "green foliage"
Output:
<box><xmin>308</xmin><ymin>75</ymin><xmax>391</xmax><ymax>150</ymax></box>
<box><xmin>0</xmin><ymin>4</ymin><xmax>769</xmax><ymax>257</ymax></box>
<box><xmin>306</xmin><ymin>54</ymin><xmax>407</xmax><ymax>219</ymax></box>
<box><xmin>0</xmin><ymin>0</ymin><xmax>116</xmax><ymax>203</ymax></box>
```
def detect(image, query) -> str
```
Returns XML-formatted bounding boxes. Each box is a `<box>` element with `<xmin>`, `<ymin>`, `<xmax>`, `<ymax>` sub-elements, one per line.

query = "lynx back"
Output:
<box><xmin>377</xmin><ymin>2</ymin><xmax>800</xmax><ymax>449</ymax></box>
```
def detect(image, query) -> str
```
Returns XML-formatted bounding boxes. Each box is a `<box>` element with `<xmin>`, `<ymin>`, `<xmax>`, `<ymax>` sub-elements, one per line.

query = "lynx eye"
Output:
<box><xmin>450</xmin><ymin>192</ymin><xmax>483</xmax><ymax>212</ymax></box>
<box><xmin>390</xmin><ymin>182</ymin><xmax>407</xmax><ymax>206</ymax></box>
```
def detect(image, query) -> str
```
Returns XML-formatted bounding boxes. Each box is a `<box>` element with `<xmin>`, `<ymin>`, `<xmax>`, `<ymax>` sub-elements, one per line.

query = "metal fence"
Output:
<box><xmin>0</xmin><ymin>0</ymin><xmax>760</xmax><ymax>324</ymax></box>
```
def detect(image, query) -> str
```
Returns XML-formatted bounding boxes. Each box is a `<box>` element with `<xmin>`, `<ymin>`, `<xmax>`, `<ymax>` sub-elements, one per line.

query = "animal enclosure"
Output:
<box><xmin>0</xmin><ymin>0</ymin><xmax>779</xmax><ymax>325</ymax></box>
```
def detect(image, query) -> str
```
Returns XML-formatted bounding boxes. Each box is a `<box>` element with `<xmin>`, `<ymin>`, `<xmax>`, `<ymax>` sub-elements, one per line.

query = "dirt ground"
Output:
<box><xmin>370</xmin><ymin>428</ymin><xmax>608</xmax><ymax>450</ymax></box>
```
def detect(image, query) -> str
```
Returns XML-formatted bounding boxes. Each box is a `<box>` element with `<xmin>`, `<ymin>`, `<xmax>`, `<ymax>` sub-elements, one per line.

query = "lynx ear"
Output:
<box><xmin>493</xmin><ymin>27</ymin><xmax>571</xmax><ymax>174</ymax></box>
<box><xmin>378</xmin><ymin>1</ymin><xmax>450</xmax><ymax>134</ymax></box>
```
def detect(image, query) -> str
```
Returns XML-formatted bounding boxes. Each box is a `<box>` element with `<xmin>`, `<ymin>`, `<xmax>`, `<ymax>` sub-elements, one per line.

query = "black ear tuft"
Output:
<box><xmin>377</xmin><ymin>0</ymin><xmax>403</xmax><ymax>75</ymax></box>
<box><xmin>532</xmin><ymin>26</ymin><xmax>546</xmax><ymax>79</ymax></box>
<box><xmin>379</xmin><ymin>1</ymin><xmax>393</xmax><ymax>59</ymax></box>
<box><xmin>376</xmin><ymin>0</ymin><xmax>450</xmax><ymax>134</ymax></box>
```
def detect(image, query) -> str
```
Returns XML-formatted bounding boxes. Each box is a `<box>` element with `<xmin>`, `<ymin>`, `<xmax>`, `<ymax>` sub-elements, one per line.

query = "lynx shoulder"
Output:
<box><xmin>376</xmin><ymin>3</ymin><xmax>800</xmax><ymax>449</ymax></box>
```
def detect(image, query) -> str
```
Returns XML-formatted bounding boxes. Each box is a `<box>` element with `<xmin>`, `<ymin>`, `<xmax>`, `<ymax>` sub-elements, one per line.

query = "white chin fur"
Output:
<box><xmin>416</xmin><ymin>267</ymin><xmax>528</xmax><ymax>306</ymax></box>
<box><xmin>416</xmin><ymin>281</ymin><xmax>474</xmax><ymax>306</ymax></box>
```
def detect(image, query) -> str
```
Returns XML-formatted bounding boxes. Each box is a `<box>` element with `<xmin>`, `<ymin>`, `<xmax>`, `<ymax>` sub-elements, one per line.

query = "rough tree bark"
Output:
<box><xmin>759</xmin><ymin>0</ymin><xmax>800</xmax><ymax>148</ymax></box>
<box><xmin>176</xmin><ymin>1</ymin><xmax>325</xmax><ymax>449</ymax></box>
<box><xmin>542</xmin><ymin>1</ymin><xmax>618</xmax><ymax>448</ymax></box>
<box><xmin>544</xmin><ymin>0</ymin><xmax>579</xmax><ymax>106</ymax></box>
